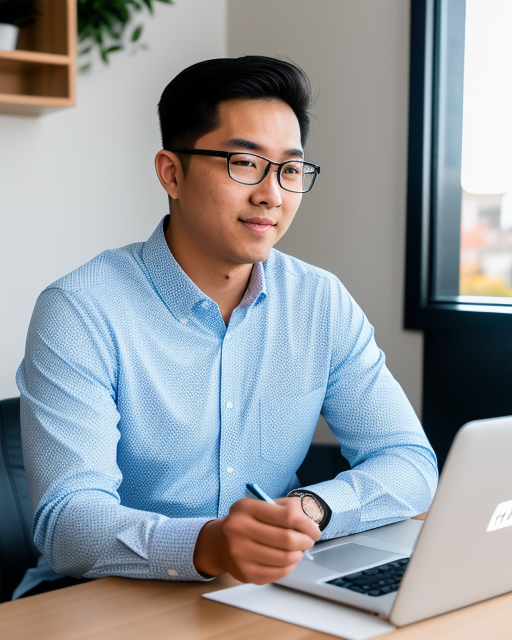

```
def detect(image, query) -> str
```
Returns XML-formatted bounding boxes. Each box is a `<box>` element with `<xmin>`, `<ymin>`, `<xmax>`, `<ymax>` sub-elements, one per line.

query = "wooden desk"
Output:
<box><xmin>1</xmin><ymin>570</ymin><xmax>511</xmax><ymax>639</ymax></box>
<box><xmin>1</xmin><ymin>514</ymin><xmax>511</xmax><ymax>640</ymax></box>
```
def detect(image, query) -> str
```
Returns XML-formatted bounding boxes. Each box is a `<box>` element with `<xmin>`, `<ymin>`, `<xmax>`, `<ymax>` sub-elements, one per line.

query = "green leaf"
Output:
<box><xmin>79</xmin><ymin>63</ymin><xmax>92</xmax><ymax>74</ymax></box>
<box><xmin>131</xmin><ymin>25</ymin><xmax>143</xmax><ymax>42</ymax></box>
<box><xmin>79</xmin><ymin>46</ymin><xmax>93</xmax><ymax>56</ymax></box>
<box><xmin>104</xmin><ymin>45</ymin><xmax>123</xmax><ymax>54</ymax></box>
<box><xmin>106</xmin><ymin>25</ymin><xmax>122</xmax><ymax>40</ymax></box>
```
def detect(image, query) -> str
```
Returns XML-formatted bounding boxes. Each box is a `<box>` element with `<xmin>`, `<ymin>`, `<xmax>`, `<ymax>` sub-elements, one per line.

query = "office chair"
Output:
<box><xmin>0</xmin><ymin>398</ymin><xmax>40</xmax><ymax>602</ymax></box>
<box><xmin>297</xmin><ymin>443</ymin><xmax>351</xmax><ymax>487</ymax></box>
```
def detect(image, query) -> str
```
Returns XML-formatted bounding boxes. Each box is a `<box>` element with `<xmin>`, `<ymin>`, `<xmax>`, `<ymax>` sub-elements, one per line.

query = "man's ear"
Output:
<box><xmin>155</xmin><ymin>150</ymin><xmax>182</xmax><ymax>200</ymax></box>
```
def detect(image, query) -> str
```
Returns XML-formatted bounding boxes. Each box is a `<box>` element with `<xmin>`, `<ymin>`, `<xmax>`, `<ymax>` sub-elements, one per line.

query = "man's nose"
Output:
<box><xmin>249</xmin><ymin>169</ymin><xmax>283</xmax><ymax>208</ymax></box>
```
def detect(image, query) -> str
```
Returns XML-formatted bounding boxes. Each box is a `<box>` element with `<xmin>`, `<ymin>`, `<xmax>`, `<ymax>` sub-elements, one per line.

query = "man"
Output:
<box><xmin>15</xmin><ymin>56</ymin><xmax>437</xmax><ymax>597</ymax></box>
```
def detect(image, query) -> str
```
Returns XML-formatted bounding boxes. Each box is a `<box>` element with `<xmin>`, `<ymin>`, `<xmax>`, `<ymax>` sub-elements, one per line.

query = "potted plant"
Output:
<box><xmin>78</xmin><ymin>0</ymin><xmax>174</xmax><ymax>72</ymax></box>
<box><xmin>0</xmin><ymin>0</ymin><xmax>39</xmax><ymax>50</ymax></box>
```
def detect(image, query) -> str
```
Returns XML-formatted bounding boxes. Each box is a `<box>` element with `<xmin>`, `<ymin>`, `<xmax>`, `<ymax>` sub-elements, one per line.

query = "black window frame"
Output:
<box><xmin>404</xmin><ymin>0</ymin><xmax>512</xmax><ymax>333</ymax></box>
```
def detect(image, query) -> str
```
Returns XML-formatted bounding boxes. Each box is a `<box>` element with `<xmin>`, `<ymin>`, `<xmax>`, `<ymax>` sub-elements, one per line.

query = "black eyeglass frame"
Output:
<box><xmin>173</xmin><ymin>149</ymin><xmax>321</xmax><ymax>193</ymax></box>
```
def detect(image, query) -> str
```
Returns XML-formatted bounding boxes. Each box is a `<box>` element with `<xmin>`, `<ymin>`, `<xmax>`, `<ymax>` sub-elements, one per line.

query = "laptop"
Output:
<box><xmin>276</xmin><ymin>415</ymin><xmax>512</xmax><ymax>626</ymax></box>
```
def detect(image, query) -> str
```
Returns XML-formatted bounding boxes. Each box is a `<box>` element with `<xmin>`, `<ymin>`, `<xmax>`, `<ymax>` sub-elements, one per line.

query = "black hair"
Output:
<box><xmin>157</xmin><ymin>56</ymin><xmax>312</xmax><ymax>154</ymax></box>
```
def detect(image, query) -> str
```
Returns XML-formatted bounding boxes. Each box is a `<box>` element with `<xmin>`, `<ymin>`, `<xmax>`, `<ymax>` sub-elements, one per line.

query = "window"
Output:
<box><xmin>405</xmin><ymin>0</ymin><xmax>512</xmax><ymax>331</ymax></box>
<box><xmin>460</xmin><ymin>1</ymin><xmax>512</xmax><ymax>301</ymax></box>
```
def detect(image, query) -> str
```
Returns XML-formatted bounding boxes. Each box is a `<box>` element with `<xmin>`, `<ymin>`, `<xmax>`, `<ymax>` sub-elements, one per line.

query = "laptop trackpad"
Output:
<box><xmin>312</xmin><ymin>543</ymin><xmax>402</xmax><ymax>575</ymax></box>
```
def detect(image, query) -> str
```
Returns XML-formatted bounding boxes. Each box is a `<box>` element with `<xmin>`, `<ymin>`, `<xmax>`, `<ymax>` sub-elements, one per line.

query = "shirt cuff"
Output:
<box><xmin>299</xmin><ymin>479</ymin><xmax>361</xmax><ymax>540</ymax></box>
<box><xmin>148</xmin><ymin>516</ymin><xmax>216</xmax><ymax>581</ymax></box>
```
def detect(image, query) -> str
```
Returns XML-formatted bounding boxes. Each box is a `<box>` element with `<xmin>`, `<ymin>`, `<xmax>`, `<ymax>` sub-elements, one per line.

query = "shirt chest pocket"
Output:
<box><xmin>259</xmin><ymin>387</ymin><xmax>325</xmax><ymax>465</ymax></box>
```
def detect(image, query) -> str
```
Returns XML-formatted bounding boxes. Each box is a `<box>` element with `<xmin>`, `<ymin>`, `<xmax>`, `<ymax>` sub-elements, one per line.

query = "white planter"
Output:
<box><xmin>0</xmin><ymin>23</ymin><xmax>19</xmax><ymax>50</ymax></box>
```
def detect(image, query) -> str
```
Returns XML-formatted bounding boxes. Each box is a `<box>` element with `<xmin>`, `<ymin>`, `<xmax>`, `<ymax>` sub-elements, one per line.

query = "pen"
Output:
<box><xmin>245</xmin><ymin>483</ymin><xmax>314</xmax><ymax>561</ymax></box>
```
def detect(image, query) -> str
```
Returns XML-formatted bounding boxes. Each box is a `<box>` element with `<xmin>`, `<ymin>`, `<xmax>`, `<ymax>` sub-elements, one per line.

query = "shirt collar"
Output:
<box><xmin>142</xmin><ymin>216</ymin><xmax>267</xmax><ymax>322</ymax></box>
<box><xmin>240</xmin><ymin>261</ymin><xmax>266</xmax><ymax>307</ymax></box>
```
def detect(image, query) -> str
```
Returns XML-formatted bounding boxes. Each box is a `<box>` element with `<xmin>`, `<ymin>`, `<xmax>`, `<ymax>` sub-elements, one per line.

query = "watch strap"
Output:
<box><xmin>287</xmin><ymin>489</ymin><xmax>332</xmax><ymax>531</ymax></box>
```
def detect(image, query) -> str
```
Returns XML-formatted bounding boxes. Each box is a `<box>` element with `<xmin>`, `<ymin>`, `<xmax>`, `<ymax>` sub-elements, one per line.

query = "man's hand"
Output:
<box><xmin>193</xmin><ymin>497</ymin><xmax>321</xmax><ymax>584</ymax></box>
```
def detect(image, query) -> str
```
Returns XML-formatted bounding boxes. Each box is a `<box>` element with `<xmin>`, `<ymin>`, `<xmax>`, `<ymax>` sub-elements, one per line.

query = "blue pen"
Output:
<box><xmin>245</xmin><ymin>483</ymin><xmax>314</xmax><ymax>561</ymax></box>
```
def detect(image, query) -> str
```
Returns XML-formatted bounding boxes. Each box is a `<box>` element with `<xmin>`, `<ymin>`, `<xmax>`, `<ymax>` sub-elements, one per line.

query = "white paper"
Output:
<box><xmin>203</xmin><ymin>583</ymin><xmax>396</xmax><ymax>640</ymax></box>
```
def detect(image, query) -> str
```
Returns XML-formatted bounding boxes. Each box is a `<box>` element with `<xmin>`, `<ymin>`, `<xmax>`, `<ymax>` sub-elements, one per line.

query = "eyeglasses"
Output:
<box><xmin>173</xmin><ymin>149</ymin><xmax>320</xmax><ymax>193</ymax></box>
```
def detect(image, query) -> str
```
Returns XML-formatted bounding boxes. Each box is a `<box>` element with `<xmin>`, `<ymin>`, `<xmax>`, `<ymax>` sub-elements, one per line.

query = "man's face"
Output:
<box><xmin>168</xmin><ymin>98</ymin><xmax>304</xmax><ymax>266</ymax></box>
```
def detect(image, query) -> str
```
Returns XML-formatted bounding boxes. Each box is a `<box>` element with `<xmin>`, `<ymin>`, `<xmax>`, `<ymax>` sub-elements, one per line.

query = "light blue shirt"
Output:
<box><xmin>15</xmin><ymin>215</ymin><xmax>437</xmax><ymax>595</ymax></box>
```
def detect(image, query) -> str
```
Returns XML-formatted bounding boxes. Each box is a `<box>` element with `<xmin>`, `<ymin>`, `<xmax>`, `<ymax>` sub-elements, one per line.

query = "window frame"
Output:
<box><xmin>404</xmin><ymin>0</ymin><xmax>512</xmax><ymax>332</ymax></box>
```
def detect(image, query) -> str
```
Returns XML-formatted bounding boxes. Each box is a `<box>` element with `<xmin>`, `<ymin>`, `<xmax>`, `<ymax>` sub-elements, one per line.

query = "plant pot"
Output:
<box><xmin>0</xmin><ymin>23</ymin><xmax>19</xmax><ymax>50</ymax></box>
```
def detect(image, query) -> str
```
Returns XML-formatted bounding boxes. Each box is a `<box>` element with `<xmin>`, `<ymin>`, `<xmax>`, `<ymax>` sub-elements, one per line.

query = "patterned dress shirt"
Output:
<box><xmin>16</xmin><ymin>215</ymin><xmax>438</xmax><ymax>591</ymax></box>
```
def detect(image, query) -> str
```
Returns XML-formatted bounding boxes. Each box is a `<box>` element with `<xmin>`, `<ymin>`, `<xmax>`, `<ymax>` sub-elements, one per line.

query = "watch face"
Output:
<box><xmin>302</xmin><ymin>495</ymin><xmax>324</xmax><ymax>523</ymax></box>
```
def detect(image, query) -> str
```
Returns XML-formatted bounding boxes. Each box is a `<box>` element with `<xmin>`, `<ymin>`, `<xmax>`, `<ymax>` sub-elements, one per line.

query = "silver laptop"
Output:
<box><xmin>276</xmin><ymin>415</ymin><xmax>512</xmax><ymax>626</ymax></box>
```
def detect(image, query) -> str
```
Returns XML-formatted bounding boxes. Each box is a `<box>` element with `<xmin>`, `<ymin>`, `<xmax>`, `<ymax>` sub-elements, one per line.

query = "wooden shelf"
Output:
<box><xmin>0</xmin><ymin>50</ymin><xmax>71</xmax><ymax>65</ymax></box>
<box><xmin>0</xmin><ymin>0</ymin><xmax>76</xmax><ymax>116</ymax></box>
<box><xmin>0</xmin><ymin>94</ymin><xmax>72</xmax><ymax>116</ymax></box>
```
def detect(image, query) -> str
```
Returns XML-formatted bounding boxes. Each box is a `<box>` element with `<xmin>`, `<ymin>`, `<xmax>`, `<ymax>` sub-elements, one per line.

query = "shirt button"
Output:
<box><xmin>226</xmin><ymin>467</ymin><xmax>234</xmax><ymax>474</ymax></box>
<box><xmin>167</xmin><ymin>569</ymin><xmax>179</xmax><ymax>577</ymax></box>
<box><xmin>201</xmin><ymin>301</ymin><xmax>209</xmax><ymax>309</ymax></box>
<box><xmin>180</xmin><ymin>317</ymin><xmax>188</xmax><ymax>324</ymax></box>
<box><xmin>225</xmin><ymin>333</ymin><xmax>232</xmax><ymax>340</ymax></box>
<box><xmin>226</xmin><ymin>401</ymin><xmax>233</xmax><ymax>409</ymax></box>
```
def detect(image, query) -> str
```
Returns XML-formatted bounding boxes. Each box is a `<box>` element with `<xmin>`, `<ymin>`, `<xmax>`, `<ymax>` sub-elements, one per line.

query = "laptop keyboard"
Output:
<box><xmin>326</xmin><ymin>557</ymin><xmax>410</xmax><ymax>597</ymax></box>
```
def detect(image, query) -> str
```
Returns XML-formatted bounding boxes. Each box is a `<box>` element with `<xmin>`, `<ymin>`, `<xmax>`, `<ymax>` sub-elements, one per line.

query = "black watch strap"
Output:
<box><xmin>287</xmin><ymin>490</ymin><xmax>332</xmax><ymax>531</ymax></box>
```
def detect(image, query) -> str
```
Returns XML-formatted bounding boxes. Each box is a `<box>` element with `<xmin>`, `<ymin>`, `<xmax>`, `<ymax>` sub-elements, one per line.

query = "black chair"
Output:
<box><xmin>297</xmin><ymin>443</ymin><xmax>351</xmax><ymax>487</ymax></box>
<box><xmin>0</xmin><ymin>398</ymin><xmax>39</xmax><ymax>602</ymax></box>
<box><xmin>0</xmin><ymin>396</ymin><xmax>348</xmax><ymax>602</ymax></box>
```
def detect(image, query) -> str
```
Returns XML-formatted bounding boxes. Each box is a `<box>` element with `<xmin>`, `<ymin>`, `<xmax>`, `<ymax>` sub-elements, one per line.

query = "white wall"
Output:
<box><xmin>0</xmin><ymin>0</ymin><xmax>226</xmax><ymax>398</ymax></box>
<box><xmin>228</xmin><ymin>0</ymin><xmax>423</xmax><ymax>442</ymax></box>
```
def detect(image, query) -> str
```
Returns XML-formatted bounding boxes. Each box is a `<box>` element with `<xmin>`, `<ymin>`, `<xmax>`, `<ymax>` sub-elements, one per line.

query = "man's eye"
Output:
<box><xmin>233</xmin><ymin>160</ymin><xmax>257</xmax><ymax>168</ymax></box>
<box><xmin>283</xmin><ymin>165</ymin><xmax>300</xmax><ymax>174</ymax></box>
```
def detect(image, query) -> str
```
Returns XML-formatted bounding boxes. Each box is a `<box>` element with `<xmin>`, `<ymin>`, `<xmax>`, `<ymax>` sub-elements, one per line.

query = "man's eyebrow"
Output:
<box><xmin>223</xmin><ymin>138</ymin><xmax>304</xmax><ymax>158</ymax></box>
<box><xmin>223</xmin><ymin>138</ymin><xmax>262</xmax><ymax>151</ymax></box>
<box><xmin>284</xmin><ymin>148</ymin><xmax>305</xmax><ymax>159</ymax></box>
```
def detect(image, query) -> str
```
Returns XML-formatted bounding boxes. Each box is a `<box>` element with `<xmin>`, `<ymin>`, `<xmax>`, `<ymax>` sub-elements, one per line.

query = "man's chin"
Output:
<box><xmin>238</xmin><ymin>247</ymin><xmax>273</xmax><ymax>265</ymax></box>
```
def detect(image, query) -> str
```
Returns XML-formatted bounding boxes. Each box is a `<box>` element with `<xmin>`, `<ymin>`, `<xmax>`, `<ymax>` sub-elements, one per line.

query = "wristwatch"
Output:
<box><xmin>287</xmin><ymin>490</ymin><xmax>331</xmax><ymax>531</ymax></box>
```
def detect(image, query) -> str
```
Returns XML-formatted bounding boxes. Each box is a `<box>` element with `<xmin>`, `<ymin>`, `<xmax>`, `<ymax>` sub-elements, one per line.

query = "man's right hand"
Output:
<box><xmin>193</xmin><ymin>496</ymin><xmax>321</xmax><ymax>584</ymax></box>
